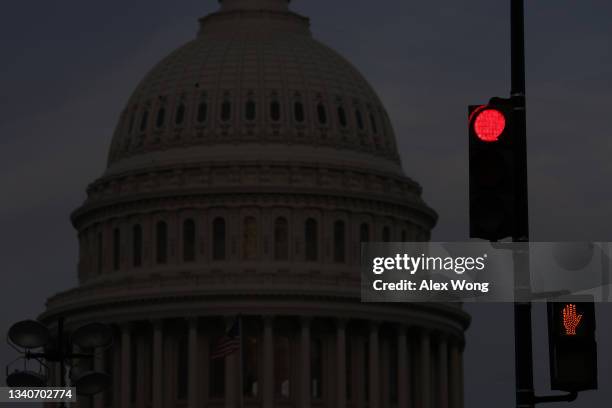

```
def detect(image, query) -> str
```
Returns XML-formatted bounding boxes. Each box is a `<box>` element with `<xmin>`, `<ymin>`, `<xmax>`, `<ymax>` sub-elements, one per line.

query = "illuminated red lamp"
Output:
<box><xmin>473</xmin><ymin>108</ymin><xmax>506</xmax><ymax>142</ymax></box>
<box><xmin>562</xmin><ymin>303</ymin><xmax>583</xmax><ymax>336</ymax></box>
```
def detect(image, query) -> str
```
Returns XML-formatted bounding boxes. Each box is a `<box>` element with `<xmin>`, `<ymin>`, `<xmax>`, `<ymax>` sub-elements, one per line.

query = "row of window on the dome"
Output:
<box><xmin>94</xmin><ymin>218</ymin><xmax>407</xmax><ymax>274</ymax></box>
<box><xmin>126</xmin><ymin>99</ymin><xmax>383</xmax><ymax>135</ymax></box>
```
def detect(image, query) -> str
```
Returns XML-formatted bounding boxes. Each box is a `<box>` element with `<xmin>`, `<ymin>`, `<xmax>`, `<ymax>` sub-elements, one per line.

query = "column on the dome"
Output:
<box><xmin>299</xmin><ymin>317</ymin><xmax>311</xmax><ymax>408</ymax></box>
<box><xmin>152</xmin><ymin>320</ymin><xmax>164</xmax><ymax>408</ymax></box>
<box><xmin>438</xmin><ymin>336</ymin><xmax>449</xmax><ymax>408</ymax></box>
<box><xmin>354</xmin><ymin>336</ymin><xmax>365</xmax><ymax>407</ymax></box>
<box><xmin>200</xmin><ymin>328</ymin><xmax>210</xmax><ymax>405</ymax></box>
<box><xmin>120</xmin><ymin>324</ymin><xmax>132</xmax><ymax>408</ymax></box>
<box><xmin>262</xmin><ymin>316</ymin><xmax>274</xmax><ymax>408</ymax></box>
<box><xmin>380</xmin><ymin>336</ymin><xmax>390</xmax><ymax>408</ymax></box>
<box><xmin>92</xmin><ymin>347</ymin><xmax>104</xmax><ymax>408</ymax></box>
<box><xmin>449</xmin><ymin>340</ymin><xmax>464</xmax><ymax>408</ymax></box>
<box><xmin>397</xmin><ymin>325</ymin><xmax>410</xmax><ymax>408</ymax></box>
<box><xmin>449</xmin><ymin>341</ymin><xmax>457</xmax><ymax>408</ymax></box>
<box><xmin>112</xmin><ymin>330</ymin><xmax>121</xmax><ymax>408</ymax></box>
<box><xmin>336</xmin><ymin>319</ymin><xmax>347</xmax><ymax>408</ymax></box>
<box><xmin>225</xmin><ymin>317</ymin><xmax>238</xmax><ymax>408</ymax></box>
<box><xmin>188</xmin><ymin>317</ymin><xmax>199</xmax><ymax>408</ymax></box>
<box><xmin>368</xmin><ymin>322</ymin><xmax>380</xmax><ymax>408</ymax></box>
<box><xmin>137</xmin><ymin>325</ymin><xmax>153</xmax><ymax>408</ymax></box>
<box><xmin>136</xmin><ymin>332</ymin><xmax>147</xmax><ymax>408</ymax></box>
<box><xmin>418</xmin><ymin>330</ymin><xmax>431</xmax><ymax>408</ymax></box>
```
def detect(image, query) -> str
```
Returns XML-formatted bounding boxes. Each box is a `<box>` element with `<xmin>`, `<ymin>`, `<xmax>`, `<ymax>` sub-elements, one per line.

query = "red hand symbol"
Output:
<box><xmin>562</xmin><ymin>304</ymin><xmax>583</xmax><ymax>336</ymax></box>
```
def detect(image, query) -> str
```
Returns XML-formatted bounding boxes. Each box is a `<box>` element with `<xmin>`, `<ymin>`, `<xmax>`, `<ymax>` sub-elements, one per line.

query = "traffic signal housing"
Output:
<box><xmin>468</xmin><ymin>97</ymin><xmax>516</xmax><ymax>241</ymax></box>
<box><xmin>547</xmin><ymin>297</ymin><xmax>598</xmax><ymax>392</ymax></box>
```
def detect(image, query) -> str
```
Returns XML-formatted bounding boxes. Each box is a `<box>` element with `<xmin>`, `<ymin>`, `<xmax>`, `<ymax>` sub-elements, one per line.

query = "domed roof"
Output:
<box><xmin>106</xmin><ymin>0</ymin><xmax>404</xmax><ymax>177</ymax></box>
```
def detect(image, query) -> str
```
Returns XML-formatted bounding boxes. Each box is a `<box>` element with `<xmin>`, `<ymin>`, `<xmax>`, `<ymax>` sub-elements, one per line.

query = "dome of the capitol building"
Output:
<box><xmin>41</xmin><ymin>1</ymin><xmax>470</xmax><ymax>407</ymax></box>
<box><xmin>106</xmin><ymin>0</ymin><xmax>403</xmax><ymax>177</ymax></box>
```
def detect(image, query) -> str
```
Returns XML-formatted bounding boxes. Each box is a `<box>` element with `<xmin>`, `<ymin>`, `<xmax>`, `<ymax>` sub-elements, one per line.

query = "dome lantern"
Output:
<box><xmin>218</xmin><ymin>0</ymin><xmax>291</xmax><ymax>12</ymax></box>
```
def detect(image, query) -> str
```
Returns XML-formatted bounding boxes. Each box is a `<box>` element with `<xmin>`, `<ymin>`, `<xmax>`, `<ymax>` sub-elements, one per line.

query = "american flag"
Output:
<box><xmin>211</xmin><ymin>317</ymin><xmax>241</xmax><ymax>359</ymax></box>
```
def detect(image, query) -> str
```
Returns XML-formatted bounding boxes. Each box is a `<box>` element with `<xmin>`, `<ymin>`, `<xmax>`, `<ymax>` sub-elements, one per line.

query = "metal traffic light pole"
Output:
<box><xmin>511</xmin><ymin>6</ymin><xmax>589</xmax><ymax>404</ymax></box>
<box><xmin>466</xmin><ymin>1</ymin><xmax>596</xmax><ymax>405</ymax></box>
<box><xmin>510</xmin><ymin>1</ymin><xmax>535</xmax><ymax>407</ymax></box>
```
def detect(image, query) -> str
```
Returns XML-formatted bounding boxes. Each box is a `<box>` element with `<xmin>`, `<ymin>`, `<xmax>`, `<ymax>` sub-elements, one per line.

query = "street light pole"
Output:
<box><xmin>6</xmin><ymin>317</ymin><xmax>112</xmax><ymax>405</ymax></box>
<box><xmin>57</xmin><ymin>317</ymin><xmax>67</xmax><ymax>408</ymax></box>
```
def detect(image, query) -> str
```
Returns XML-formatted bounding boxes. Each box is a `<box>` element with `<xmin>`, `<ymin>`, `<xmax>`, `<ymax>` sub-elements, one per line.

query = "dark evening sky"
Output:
<box><xmin>1</xmin><ymin>1</ymin><xmax>611</xmax><ymax>406</ymax></box>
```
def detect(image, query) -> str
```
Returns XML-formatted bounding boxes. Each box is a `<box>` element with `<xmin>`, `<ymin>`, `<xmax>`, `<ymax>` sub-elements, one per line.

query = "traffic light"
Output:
<box><xmin>547</xmin><ymin>296</ymin><xmax>597</xmax><ymax>392</ymax></box>
<box><xmin>468</xmin><ymin>97</ymin><xmax>516</xmax><ymax>241</ymax></box>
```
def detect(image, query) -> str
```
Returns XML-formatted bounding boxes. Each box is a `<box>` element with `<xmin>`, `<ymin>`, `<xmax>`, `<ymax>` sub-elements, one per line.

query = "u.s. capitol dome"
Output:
<box><xmin>41</xmin><ymin>1</ymin><xmax>469</xmax><ymax>407</ymax></box>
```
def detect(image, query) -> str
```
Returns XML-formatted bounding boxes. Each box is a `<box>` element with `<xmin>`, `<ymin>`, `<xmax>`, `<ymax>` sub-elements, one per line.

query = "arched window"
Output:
<box><xmin>243</xmin><ymin>217</ymin><xmax>258</xmax><ymax>260</ymax></box>
<box><xmin>156</xmin><ymin>107</ymin><xmax>166</xmax><ymax>128</ymax></box>
<box><xmin>213</xmin><ymin>218</ymin><xmax>226</xmax><ymax>261</ymax></box>
<box><xmin>334</xmin><ymin>220</ymin><xmax>346</xmax><ymax>263</ymax></box>
<box><xmin>382</xmin><ymin>226</ymin><xmax>391</xmax><ymax>242</ymax></box>
<box><xmin>274</xmin><ymin>217</ymin><xmax>289</xmax><ymax>261</ymax></box>
<box><xmin>183</xmin><ymin>219</ymin><xmax>196</xmax><ymax>262</ymax></box>
<box><xmin>245</xmin><ymin>100</ymin><xmax>256</xmax><ymax>121</ymax></box>
<box><xmin>369</xmin><ymin>113</ymin><xmax>378</xmax><ymax>134</ymax></box>
<box><xmin>305</xmin><ymin>218</ymin><xmax>318</xmax><ymax>262</ymax></box>
<box><xmin>175</xmin><ymin>104</ymin><xmax>186</xmax><ymax>125</ymax></box>
<box><xmin>80</xmin><ymin>233</ymin><xmax>89</xmax><ymax>268</ymax></box>
<box><xmin>156</xmin><ymin>221</ymin><xmax>168</xmax><ymax>264</ymax></box>
<box><xmin>294</xmin><ymin>101</ymin><xmax>305</xmax><ymax>123</ymax></box>
<box><xmin>270</xmin><ymin>100</ymin><xmax>281</xmax><ymax>121</ymax></box>
<box><xmin>140</xmin><ymin>110</ymin><xmax>149</xmax><ymax>132</ymax></box>
<box><xmin>317</xmin><ymin>103</ymin><xmax>327</xmax><ymax>125</ymax></box>
<box><xmin>337</xmin><ymin>106</ymin><xmax>348</xmax><ymax>128</ymax></box>
<box><xmin>132</xmin><ymin>225</ymin><xmax>143</xmax><ymax>267</ymax></box>
<box><xmin>221</xmin><ymin>100</ymin><xmax>232</xmax><ymax>122</ymax></box>
<box><xmin>197</xmin><ymin>101</ymin><xmax>208</xmax><ymax>123</ymax></box>
<box><xmin>360</xmin><ymin>223</ymin><xmax>370</xmax><ymax>243</ymax></box>
<box><xmin>113</xmin><ymin>228</ymin><xmax>121</xmax><ymax>271</ymax></box>
<box><xmin>355</xmin><ymin>109</ymin><xmax>364</xmax><ymax>130</ymax></box>
<box><xmin>97</xmin><ymin>231</ymin><xmax>103</xmax><ymax>275</ymax></box>
<box><xmin>128</xmin><ymin>111</ymin><xmax>136</xmax><ymax>135</ymax></box>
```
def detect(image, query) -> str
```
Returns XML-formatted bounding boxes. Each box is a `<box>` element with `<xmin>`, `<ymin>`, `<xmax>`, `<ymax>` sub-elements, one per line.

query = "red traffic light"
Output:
<box><xmin>472</xmin><ymin>108</ymin><xmax>506</xmax><ymax>142</ymax></box>
<box><xmin>468</xmin><ymin>99</ymin><xmax>516</xmax><ymax>241</ymax></box>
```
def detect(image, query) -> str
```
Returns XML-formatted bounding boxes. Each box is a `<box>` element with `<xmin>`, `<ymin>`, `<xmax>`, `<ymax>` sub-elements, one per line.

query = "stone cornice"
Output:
<box><xmin>91</xmin><ymin>160</ymin><xmax>418</xmax><ymax>198</ymax></box>
<box><xmin>41</xmin><ymin>290</ymin><xmax>469</xmax><ymax>340</ymax></box>
<box><xmin>72</xmin><ymin>161</ymin><xmax>436</xmax><ymax>229</ymax></box>
<box><xmin>72</xmin><ymin>189</ymin><xmax>437</xmax><ymax>231</ymax></box>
